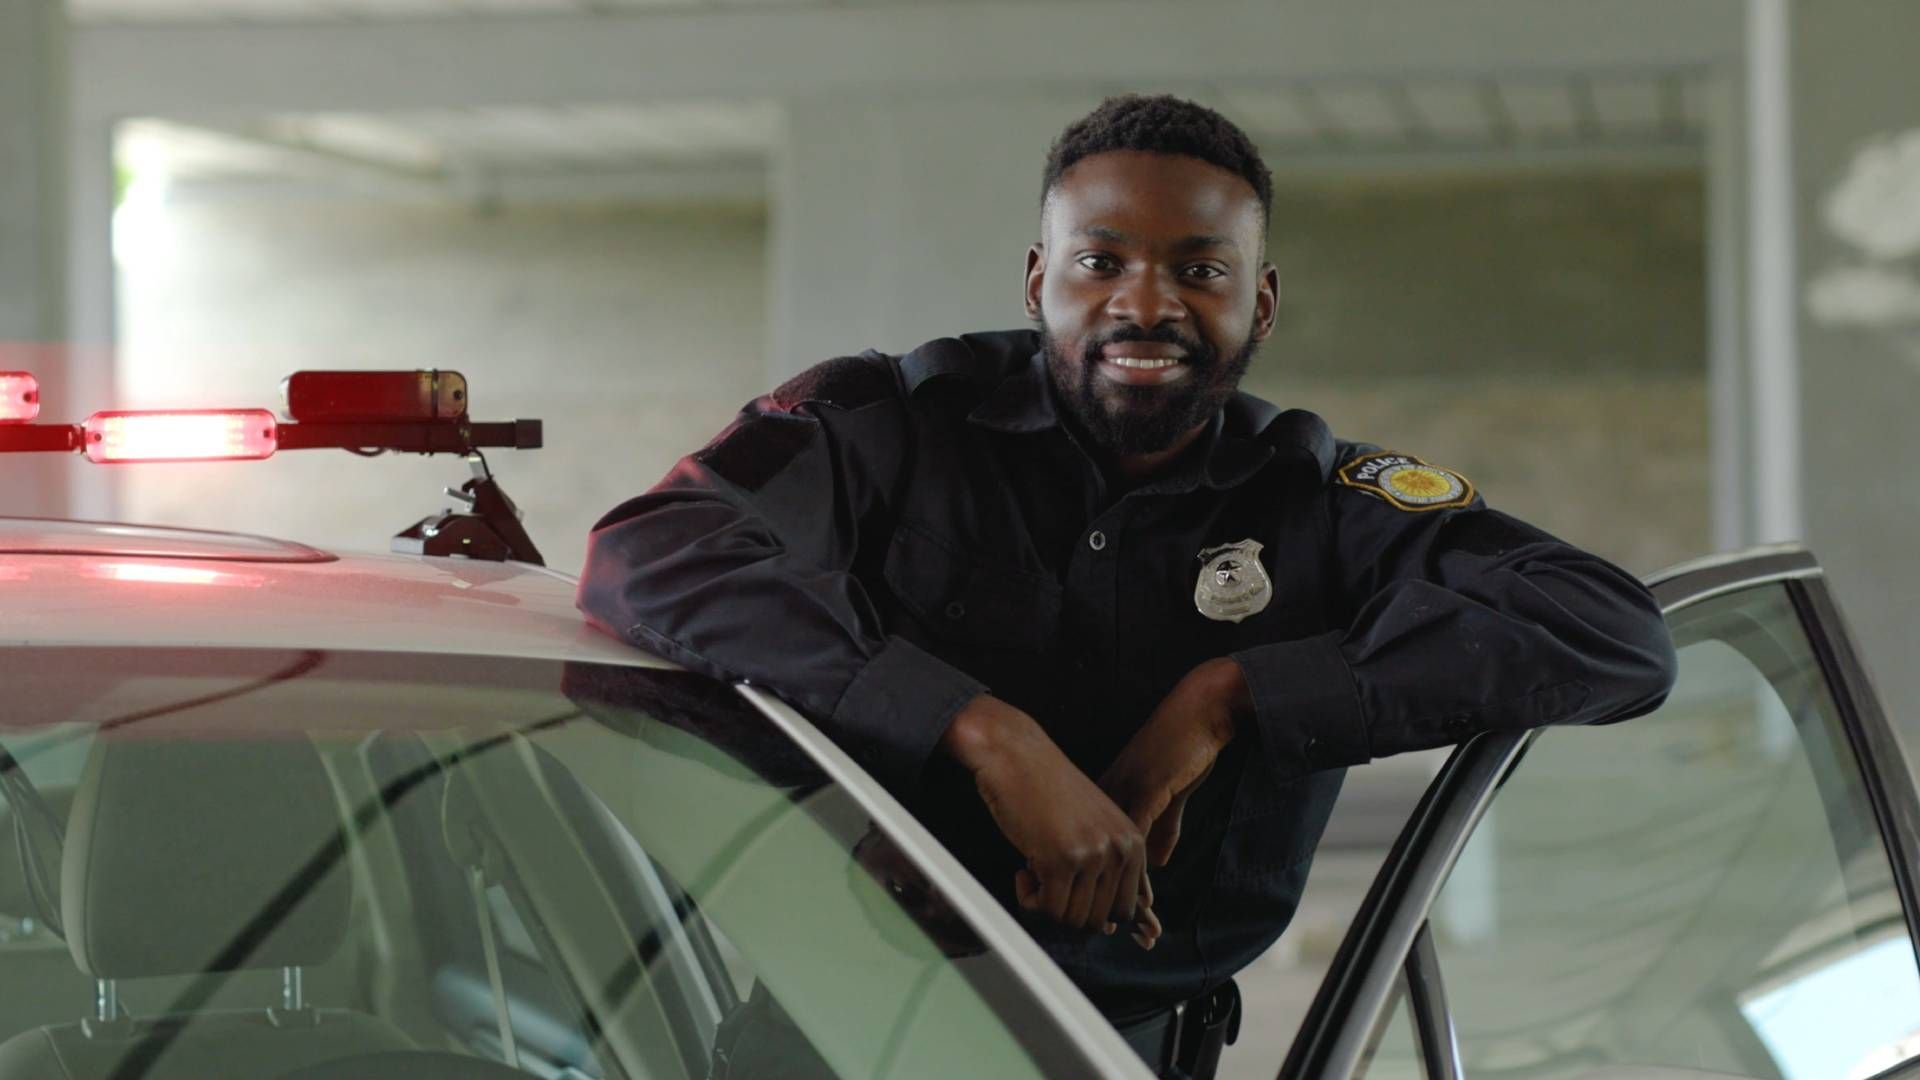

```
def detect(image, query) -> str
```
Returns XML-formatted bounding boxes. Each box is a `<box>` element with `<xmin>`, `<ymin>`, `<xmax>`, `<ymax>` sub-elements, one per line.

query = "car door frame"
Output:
<box><xmin>1279</xmin><ymin>544</ymin><xmax>1920</xmax><ymax>1080</ymax></box>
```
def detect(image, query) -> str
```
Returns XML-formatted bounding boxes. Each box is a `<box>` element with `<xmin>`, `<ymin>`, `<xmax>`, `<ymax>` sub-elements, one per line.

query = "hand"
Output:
<box><xmin>1017</xmin><ymin>870</ymin><xmax>1162</xmax><ymax>949</ymax></box>
<box><xmin>942</xmin><ymin>694</ymin><xmax>1157</xmax><ymax>942</ymax></box>
<box><xmin>1100</xmin><ymin>658</ymin><xmax>1248</xmax><ymax>867</ymax></box>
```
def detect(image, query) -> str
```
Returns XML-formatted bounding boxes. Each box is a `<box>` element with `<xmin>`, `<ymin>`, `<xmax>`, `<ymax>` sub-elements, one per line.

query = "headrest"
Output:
<box><xmin>61</xmin><ymin>734</ymin><xmax>351</xmax><ymax>979</ymax></box>
<box><xmin>0</xmin><ymin>783</ymin><xmax>71</xmax><ymax>924</ymax></box>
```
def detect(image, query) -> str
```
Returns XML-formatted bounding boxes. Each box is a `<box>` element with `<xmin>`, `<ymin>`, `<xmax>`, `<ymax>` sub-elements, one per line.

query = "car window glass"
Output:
<box><xmin>484</xmin><ymin>884</ymin><xmax>541</xmax><ymax>962</ymax></box>
<box><xmin>0</xmin><ymin>648</ymin><xmax>1062</xmax><ymax>1080</ymax></box>
<box><xmin>1421</xmin><ymin>583</ymin><xmax>1920</xmax><ymax>1079</ymax></box>
<box><xmin>1355</xmin><ymin>973</ymin><xmax>1427</xmax><ymax>1079</ymax></box>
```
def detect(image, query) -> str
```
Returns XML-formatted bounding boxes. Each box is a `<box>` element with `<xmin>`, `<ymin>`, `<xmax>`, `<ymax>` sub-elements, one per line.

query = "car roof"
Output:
<box><xmin>0</xmin><ymin>516</ymin><xmax>655</xmax><ymax>667</ymax></box>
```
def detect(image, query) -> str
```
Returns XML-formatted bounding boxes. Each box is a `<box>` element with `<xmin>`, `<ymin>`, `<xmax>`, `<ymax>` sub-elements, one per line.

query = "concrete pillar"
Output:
<box><xmin>64</xmin><ymin>112</ymin><xmax>119</xmax><ymax>522</ymax></box>
<box><xmin>0</xmin><ymin>0</ymin><xmax>69</xmax><ymax>516</ymax></box>
<box><xmin>1791</xmin><ymin>0</ymin><xmax>1920</xmax><ymax>733</ymax></box>
<box><xmin>767</xmin><ymin>93</ymin><xmax>1108</xmax><ymax>380</ymax></box>
<box><xmin>1705</xmin><ymin>69</ymin><xmax>1752</xmax><ymax>552</ymax></box>
<box><xmin>1745</xmin><ymin>0</ymin><xmax>1802</xmax><ymax>545</ymax></box>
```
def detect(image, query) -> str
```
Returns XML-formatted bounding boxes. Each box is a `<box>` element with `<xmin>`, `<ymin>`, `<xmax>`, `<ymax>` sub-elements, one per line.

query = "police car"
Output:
<box><xmin>3</xmin><ymin>370</ymin><xmax>1920</xmax><ymax>1080</ymax></box>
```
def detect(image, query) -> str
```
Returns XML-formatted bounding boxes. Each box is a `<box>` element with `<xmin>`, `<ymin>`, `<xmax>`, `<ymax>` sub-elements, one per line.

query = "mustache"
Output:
<box><xmin>1080</xmin><ymin>325</ymin><xmax>1214</xmax><ymax>365</ymax></box>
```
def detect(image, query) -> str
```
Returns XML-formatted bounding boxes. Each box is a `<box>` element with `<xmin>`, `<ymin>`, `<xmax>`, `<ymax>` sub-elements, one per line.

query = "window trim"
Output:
<box><xmin>731</xmin><ymin>684</ymin><xmax>1152</xmax><ymax>1079</ymax></box>
<box><xmin>1282</xmin><ymin>543</ymin><xmax>1920</xmax><ymax>1079</ymax></box>
<box><xmin>1278</xmin><ymin>728</ymin><xmax>1526</xmax><ymax>1077</ymax></box>
<box><xmin>1404</xmin><ymin>921</ymin><xmax>1460</xmax><ymax>1080</ymax></box>
<box><xmin>1790</xmin><ymin>574</ymin><xmax>1920</xmax><ymax>978</ymax></box>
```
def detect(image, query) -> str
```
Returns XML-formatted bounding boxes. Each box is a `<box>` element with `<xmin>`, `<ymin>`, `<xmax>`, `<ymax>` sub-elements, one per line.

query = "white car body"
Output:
<box><xmin>0</xmin><ymin>515</ymin><xmax>1152</xmax><ymax>1080</ymax></box>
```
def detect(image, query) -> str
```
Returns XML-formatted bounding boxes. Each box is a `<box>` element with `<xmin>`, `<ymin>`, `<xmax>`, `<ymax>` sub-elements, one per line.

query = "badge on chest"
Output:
<box><xmin>1194</xmin><ymin>539</ymin><xmax>1272</xmax><ymax>623</ymax></box>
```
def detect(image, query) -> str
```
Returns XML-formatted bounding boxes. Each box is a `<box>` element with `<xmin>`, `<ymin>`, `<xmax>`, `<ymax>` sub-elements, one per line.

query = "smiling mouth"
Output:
<box><xmin>1096</xmin><ymin>356</ymin><xmax>1193</xmax><ymax>388</ymax></box>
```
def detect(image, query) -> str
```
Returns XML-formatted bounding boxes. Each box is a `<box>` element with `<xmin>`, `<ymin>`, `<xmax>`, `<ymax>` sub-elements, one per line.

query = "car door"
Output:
<box><xmin>1283</xmin><ymin>545</ymin><xmax>1920</xmax><ymax>1080</ymax></box>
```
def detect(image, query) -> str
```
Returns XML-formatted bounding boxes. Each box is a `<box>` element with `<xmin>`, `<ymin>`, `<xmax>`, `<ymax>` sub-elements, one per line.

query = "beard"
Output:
<box><xmin>1040</xmin><ymin>319</ymin><xmax>1258</xmax><ymax>456</ymax></box>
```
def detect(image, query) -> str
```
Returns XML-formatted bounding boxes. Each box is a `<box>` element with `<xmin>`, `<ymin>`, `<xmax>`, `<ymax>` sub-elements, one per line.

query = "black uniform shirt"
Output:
<box><xmin>578</xmin><ymin>329</ymin><xmax>1677</xmax><ymax>1020</ymax></box>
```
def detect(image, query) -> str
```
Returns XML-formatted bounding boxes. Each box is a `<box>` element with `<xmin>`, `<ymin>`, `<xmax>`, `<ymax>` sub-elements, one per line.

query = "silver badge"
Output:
<box><xmin>1194</xmin><ymin>540</ymin><xmax>1272</xmax><ymax>623</ymax></box>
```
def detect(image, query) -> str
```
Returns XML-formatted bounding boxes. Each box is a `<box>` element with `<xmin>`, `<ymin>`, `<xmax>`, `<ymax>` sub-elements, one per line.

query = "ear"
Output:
<box><xmin>1023</xmin><ymin>243</ymin><xmax>1046</xmax><ymax>322</ymax></box>
<box><xmin>1251</xmin><ymin>262</ymin><xmax>1281</xmax><ymax>342</ymax></box>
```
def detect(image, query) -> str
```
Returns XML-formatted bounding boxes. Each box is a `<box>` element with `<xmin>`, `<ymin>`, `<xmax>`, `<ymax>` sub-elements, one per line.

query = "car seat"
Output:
<box><xmin>0</xmin><ymin>734</ymin><xmax>414</xmax><ymax>1079</ymax></box>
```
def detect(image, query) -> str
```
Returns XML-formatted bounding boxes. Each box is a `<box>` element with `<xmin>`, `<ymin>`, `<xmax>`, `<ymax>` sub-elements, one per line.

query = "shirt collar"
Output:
<box><xmin>966</xmin><ymin>348</ymin><xmax>1059</xmax><ymax>433</ymax></box>
<box><xmin>964</xmin><ymin>348</ymin><xmax>1336</xmax><ymax>489</ymax></box>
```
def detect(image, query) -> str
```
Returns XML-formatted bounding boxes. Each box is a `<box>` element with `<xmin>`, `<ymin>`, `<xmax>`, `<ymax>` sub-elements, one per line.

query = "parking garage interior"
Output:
<box><xmin>5</xmin><ymin>2</ymin><xmax>1920</xmax><ymax>1076</ymax></box>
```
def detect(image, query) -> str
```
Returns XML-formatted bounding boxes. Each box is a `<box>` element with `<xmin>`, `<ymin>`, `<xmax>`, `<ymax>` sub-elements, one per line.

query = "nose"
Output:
<box><xmin>1105</xmin><ymin>267</ymin><xmax>1186</xmax><ymax>328</ymax></box>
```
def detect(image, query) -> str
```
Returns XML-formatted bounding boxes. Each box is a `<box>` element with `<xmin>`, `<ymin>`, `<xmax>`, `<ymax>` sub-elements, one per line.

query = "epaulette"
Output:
<box><xmin>1331</xmin><ymin>442</ymin><xmax>1476</xmax><ymax>512</ymax></box>
<box><xmin>770</xmin><ymin>353</ymin><xmax>900</xmax><ymax>412</ymax></box>
<box><xmin>898</xmin><ymin>331</ymin><xmax>1037</xmax><ymax>397</ymax></box>
<box><xmin>1256</xmin><ymin>407</ymin><xmax>1336</xmax><ymax>479</ymax></box>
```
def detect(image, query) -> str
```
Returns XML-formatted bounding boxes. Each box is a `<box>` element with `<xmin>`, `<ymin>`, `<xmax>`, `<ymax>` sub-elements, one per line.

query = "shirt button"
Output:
<box><xmin>944</xmin><ymin>600</ymin><xmax>966</xmax><ymax>620</ymax></box>
<box><xmin>1087</xmin><ymin>530</ymin><xmax>1107</xmax><ymax>552</ymax></box>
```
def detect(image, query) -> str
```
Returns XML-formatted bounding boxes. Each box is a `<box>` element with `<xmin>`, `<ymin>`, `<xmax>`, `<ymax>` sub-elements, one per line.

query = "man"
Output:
<box><xmin>579</xmin><ymin>95</ymin><xmax>1677</xmax><ymax>1078</ymax></box>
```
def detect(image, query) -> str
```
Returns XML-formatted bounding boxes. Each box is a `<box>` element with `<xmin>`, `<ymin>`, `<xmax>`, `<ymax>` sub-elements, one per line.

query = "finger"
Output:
<box><xmin>1015</xmin><ymin>868</ymin><xmax>1042</xmax><ymax>911</ymax></box>
<box><xmin>1106</xmin><ymin>835</ymin><xmax>1145</xmax><ymax>927</ymax></box>
<box><xmin>1064</xmin><ymin>866</ymin><xmax>1102</xmax><ymax>931</ymax></box>
<box><xmin>1089</xmin><ymin>851</ymin><xmax>1128</xmax><ymax>932</ymax></box>
<box><xmin>1040</xmin><ymin>863</ymin><xmax>1076</xmax><ymax>924</ymax></box>
<box><xmin>1147</xmin><ymin>795</ymin><xmax>1187</xmax><ymax>867</ymax></box>
<box><xmin>1139</xmin><ymin>867</ymin><xmax>1155</xmax><ymax>912</ymax></box>
<box><xmin>1131</xmin><ymin>914</ymin><xmax>1159</xmax><ymax>951</ymax></box>
<box><xmin>1103</xmin><ymin>922</ymin><xmax>1118</xmax><ymax>935</ymax></box>
<box><xmin>1133</xmin><ymin>902</ymin><xmax>1163</xmax><ymax>947</ymax></box>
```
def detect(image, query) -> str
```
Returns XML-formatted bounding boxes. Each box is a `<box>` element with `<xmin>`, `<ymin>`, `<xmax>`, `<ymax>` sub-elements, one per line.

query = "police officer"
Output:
<box><xmin>579</xmin><ymin>95</ymin><xmax>1678</xmax><ymax>1079</ymax></box>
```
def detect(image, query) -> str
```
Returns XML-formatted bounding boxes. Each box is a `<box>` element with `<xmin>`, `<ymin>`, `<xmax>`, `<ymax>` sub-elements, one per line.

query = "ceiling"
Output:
<box><xmin>123</xmin><ymin>74</ymin><xmax>1704</xmax><ymax>203</ymax></box>
<box><xmin>70</xmin><ymin>0</ymin><xmax>989</xmax><ymax>20</ymax></box>
<box><xmin>85</xmin><ymin>0</ymin><xmax>1707</xmax><ymax>200</ymax></box>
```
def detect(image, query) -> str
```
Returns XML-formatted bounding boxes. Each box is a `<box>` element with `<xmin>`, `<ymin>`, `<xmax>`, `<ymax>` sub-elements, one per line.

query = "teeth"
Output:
<box><xmin>1108</xmin><ymin>357</ymin><xmax>1181</xmax><ymax>370</ymax></box>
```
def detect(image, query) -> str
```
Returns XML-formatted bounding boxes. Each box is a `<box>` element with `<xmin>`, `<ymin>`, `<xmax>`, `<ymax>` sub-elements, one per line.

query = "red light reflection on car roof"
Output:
<box><xmin>91</xmin><ymin>561</ymin><xmax>266</xmax><ymax>588</ymax></box>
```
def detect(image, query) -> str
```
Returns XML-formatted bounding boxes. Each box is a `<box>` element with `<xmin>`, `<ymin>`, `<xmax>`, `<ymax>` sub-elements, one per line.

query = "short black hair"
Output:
<box><xmin>1041</xmin><ymin>95</ymin><xmax>1273</xmax><ymax>224</ymax></box>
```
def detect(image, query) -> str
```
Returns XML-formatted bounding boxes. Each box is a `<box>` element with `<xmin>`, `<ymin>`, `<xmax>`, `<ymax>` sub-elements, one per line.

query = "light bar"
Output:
<box><xmin>282</xmin><ymin>370</ymin><xmax>467</xmax><ymax>424</ymax></box>
<box><xmin>82</xmin><ymin>409</ymin><xmax>278</xmax><ymax>464</ymax></box>
<box><xmin>0</xmin><ymin>372</ymin><xmax>39</xmax><ymax>423</ymax></box>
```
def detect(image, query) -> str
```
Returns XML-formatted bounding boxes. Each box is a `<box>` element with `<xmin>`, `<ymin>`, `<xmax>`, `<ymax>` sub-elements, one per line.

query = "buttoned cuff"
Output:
<box><xmin>1231</xmin><ymin>631</ymin><xmax>1370</xmax><ymax>777</ymax></box>
<box><xmin>832</xmin><ymin>635</ymin><xmax>988</xmax><ymax>793</ymax></box>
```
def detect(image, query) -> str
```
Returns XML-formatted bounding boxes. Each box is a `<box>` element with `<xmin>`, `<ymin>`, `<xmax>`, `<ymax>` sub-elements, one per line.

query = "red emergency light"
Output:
<box><xmin>81</xmin><ymin>409</ymin><xmax>278</xmax><ymax>464</ymax></box>
<box><xmin>282</xmin><ymin>370</ymin><xmax>467</xmax><ymax>424</ymax></box>
<box><xmin>0</xmin><ymin>372</ymin><xmax>39</xmax><ymax>423</ymax></box>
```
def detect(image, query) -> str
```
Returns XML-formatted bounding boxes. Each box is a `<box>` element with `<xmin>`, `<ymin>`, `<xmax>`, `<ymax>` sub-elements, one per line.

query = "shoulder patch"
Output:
<box><xmin>771</xmin><ymin>354</ymin><xmax>898</xmax><ymax>412</ymax></box>
<box><xmin>1335</xmin><ymin>450</ymin><xmax>1475</xmax><ymax>512</ymax></box>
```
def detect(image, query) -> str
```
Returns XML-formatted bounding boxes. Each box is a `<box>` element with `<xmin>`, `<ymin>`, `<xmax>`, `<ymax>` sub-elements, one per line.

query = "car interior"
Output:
<box><xmin>1356</xmin><ymin>582</ymin><xmax>1920</xmax><ymax>1080</ymax></box>
<box><xmin>0</xmin><ymin>649</ymin><xmax>1053</xmax><ymax>1080</ymax></box>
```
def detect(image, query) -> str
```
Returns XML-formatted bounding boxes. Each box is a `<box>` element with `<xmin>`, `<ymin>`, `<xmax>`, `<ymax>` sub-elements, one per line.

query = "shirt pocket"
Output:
<box><xmin>882</xmin><ymin>519</ymin><xmax>1062</xmax><ymax>654</ymax></box>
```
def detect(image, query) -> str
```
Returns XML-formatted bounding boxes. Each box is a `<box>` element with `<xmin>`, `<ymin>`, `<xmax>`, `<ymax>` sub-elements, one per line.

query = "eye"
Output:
<box><xmin>1181</xmin><ymin>264</ymin><xmax>1227</xmax><ymax>281</ymax></box>
<box><xmin>1076</xmin><ymin>253</ymin><xmax>1120</xmax><ymax>273</ymax></box>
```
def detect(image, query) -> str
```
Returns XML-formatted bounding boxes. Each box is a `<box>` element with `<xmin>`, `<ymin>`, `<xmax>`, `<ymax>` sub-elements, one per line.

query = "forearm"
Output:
<box><xmin>1232</xmin><ymin>544</ymin><xmax>1676</xmax><ymax>776</ymax></box>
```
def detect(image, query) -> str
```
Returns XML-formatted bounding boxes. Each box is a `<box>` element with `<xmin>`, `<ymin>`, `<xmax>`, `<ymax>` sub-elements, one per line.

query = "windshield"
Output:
<box><xmin>0</xmin><ymin>647</ymin><xmax>1071</xmax><ymax>1079</ymax></box>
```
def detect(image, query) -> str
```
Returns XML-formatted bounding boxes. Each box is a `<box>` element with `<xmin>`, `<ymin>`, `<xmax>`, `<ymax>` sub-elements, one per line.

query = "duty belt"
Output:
<box><xmin>1114</xmin><ymin>979</ymin><xmax>1242</xmax><ymax>1080</ymax></box>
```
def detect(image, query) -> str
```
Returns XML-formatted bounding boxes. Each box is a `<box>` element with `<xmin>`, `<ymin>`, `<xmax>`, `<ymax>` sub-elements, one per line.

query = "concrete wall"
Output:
<box><xmin>116</xmin><ymin>168</ymin><xmax>1707</xmax><ymax>581</ymax></box>
<box><xmin>1249</xmin><ymin>171</ymin><xmax>1710</xmax><ymax>574</ymax></box>
<box><xmin>116</xmin><ymin>200</ymin><xmax>767</xmax><ymax>575</ymax></box>
<box><xmin>0</xmin><ymin>0</ymin><xmax>69</xmax><ymax>517</ymax></box>
<box><xmin>1794</xmin><ymin>1</ymin><xmax>1920</xmax><ymax>733</ymax></box>
<box><xmin>771</xmin><ymin>93</ymin><xmax>1105</xmax><ymax>377</ymax></box>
